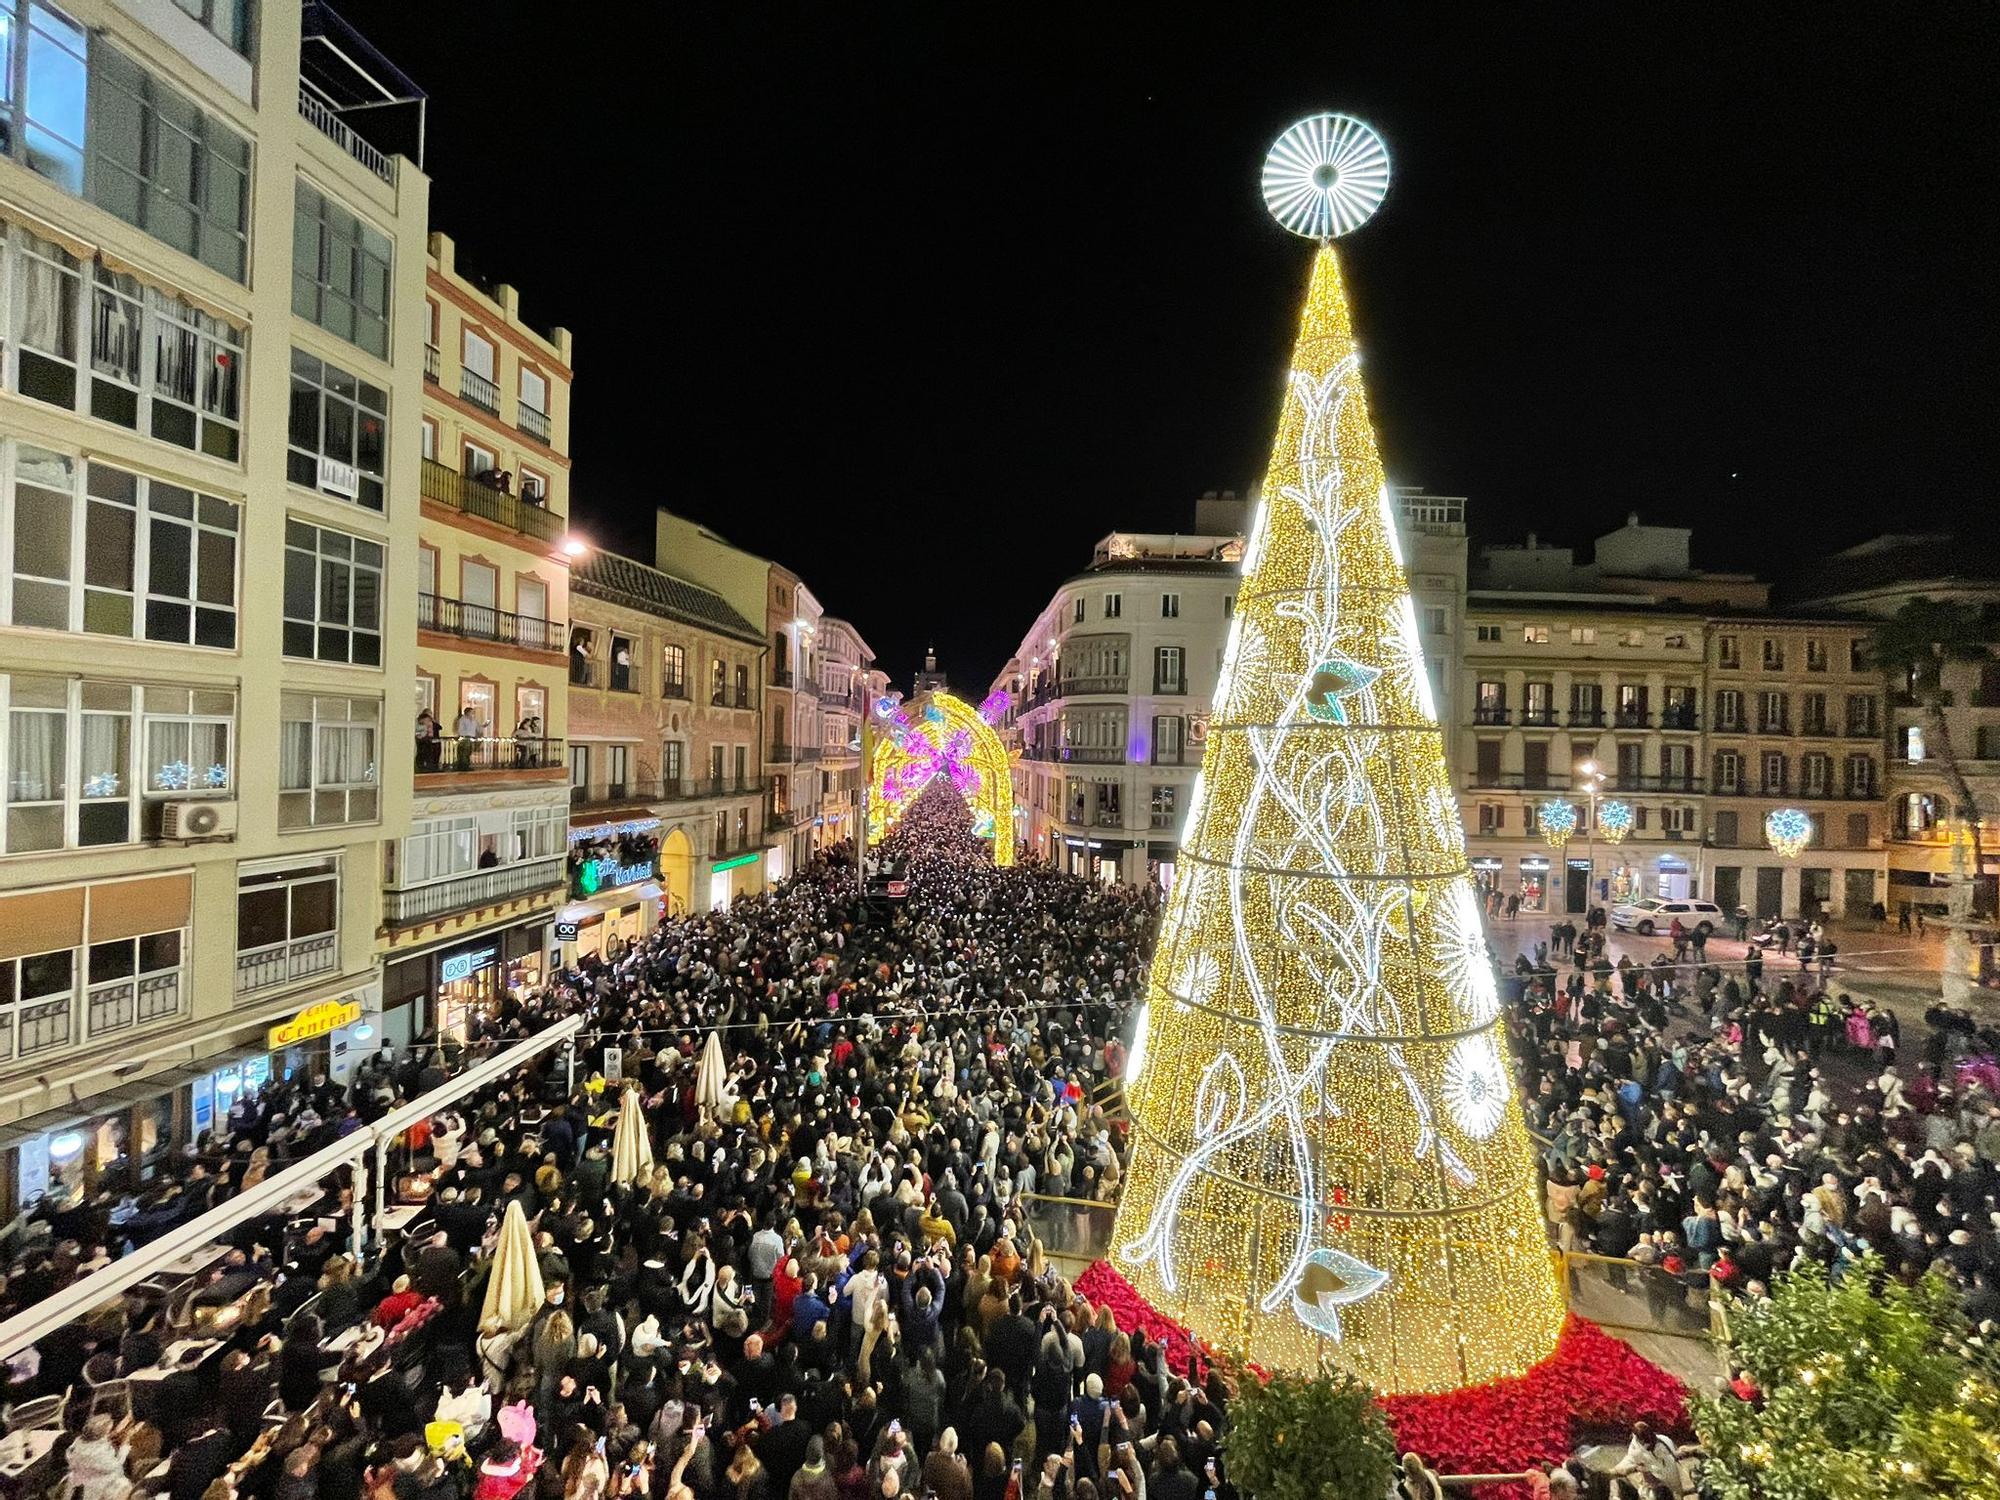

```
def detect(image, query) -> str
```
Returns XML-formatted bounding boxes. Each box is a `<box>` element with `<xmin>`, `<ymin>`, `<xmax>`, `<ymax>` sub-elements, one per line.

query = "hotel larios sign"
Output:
<box><xmin>269</xmin><ymin>998</ymin><xmax>362</xmax><ymax>1049</ymax></box>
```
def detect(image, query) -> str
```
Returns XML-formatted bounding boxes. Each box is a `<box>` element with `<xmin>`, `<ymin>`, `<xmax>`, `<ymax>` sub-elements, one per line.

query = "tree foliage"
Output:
<box><xmin>1863</xmin><ymin>595</ymin><xmax>1993</xmax><ymax>696</ymax></box>
<box><xmin>1695</xmin><ymin>1259</ymin><xmax>2000</xmax><ymax>1500</ymax></box>
<box><xmin>1223</xmin><ymin>1365</ymin><xmax>1399</xmax><ymax>1500</ymax></box>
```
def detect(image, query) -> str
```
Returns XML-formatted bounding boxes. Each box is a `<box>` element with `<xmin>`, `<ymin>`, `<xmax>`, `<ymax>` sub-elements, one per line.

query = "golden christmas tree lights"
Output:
<box><xmin>1110</xmin><ymin>188</ymin><xmax>1565</xmax><ymax>1392</ymax></box>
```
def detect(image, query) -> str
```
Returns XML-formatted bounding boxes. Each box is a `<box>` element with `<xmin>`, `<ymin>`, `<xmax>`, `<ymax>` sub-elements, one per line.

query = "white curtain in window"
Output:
<box><xmin>80</xmin><ymin>712</ymin><xmax>126</xmax><ymax>795</ymax></box>
<box><xmin>9</xmin><ymin>710</ymin><xmax>63</xmax><ymax>801</ymax></box>
<box><xmin>17</xmin><ymin>238</ymin><xmax>74</xmax><ymax>356</ymax></box>
<box><xmin>280</xmin><ymin>721</ymin><xmax>313</xmax><ymax>791</ymax></box>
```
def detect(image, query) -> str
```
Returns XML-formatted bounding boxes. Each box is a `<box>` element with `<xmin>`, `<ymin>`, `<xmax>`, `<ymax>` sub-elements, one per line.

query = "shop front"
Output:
<box><xmin>709</xmin><ymin>850</ymin><xmax>764</xmax><ymax>910</ymax></box>
<box><xmin>557</xmin><ymin>884</ymin><xmax>660</xmax><ymax>962</ymax></box>
<box><xmin>1146</xmin><ymin>840</ymin><xmax>1178</xmax><ymax>894</ymax></box>
<box><xmin>382</xmin><ymin>917</ymin><xmax>551</xmax><ymax>1042</ymax></box>
<box><xmin>1060</xmin><ymin>836</ymin><xmax>1128</xmax><ymax>884</ymax></box>
<box><xmin>1517</xmin><ymin>856</ymin><xmax>1550</xmax><ymax>913</ymax></box>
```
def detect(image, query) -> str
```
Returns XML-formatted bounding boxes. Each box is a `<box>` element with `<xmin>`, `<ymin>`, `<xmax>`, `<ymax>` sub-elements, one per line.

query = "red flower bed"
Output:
<box><xmin>1073</xmin><ymin>1261</ymin><xmax>1687</xmax><ymax>1500</ymax></box>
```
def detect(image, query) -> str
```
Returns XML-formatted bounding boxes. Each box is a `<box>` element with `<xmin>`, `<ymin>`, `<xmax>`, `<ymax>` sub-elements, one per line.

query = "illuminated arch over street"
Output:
<box><xmin>867</xmin><ymin>689</ymin><xmax>1017</xmax><ymax>865</ymax></box>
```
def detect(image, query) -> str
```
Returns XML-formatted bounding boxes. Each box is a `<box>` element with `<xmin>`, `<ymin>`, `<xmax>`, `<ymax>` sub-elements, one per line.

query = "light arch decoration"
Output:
<box><xmin>867</xmin><ymin>689</ymin><xmax>1016</xmax><ymax>865</ymax></box>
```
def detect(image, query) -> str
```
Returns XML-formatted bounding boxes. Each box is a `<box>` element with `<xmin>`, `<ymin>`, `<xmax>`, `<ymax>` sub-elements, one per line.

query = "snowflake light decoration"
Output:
<box><xmin>155</xmin><ymin>760</ymin><xmax>193</xmax><ymax>792</ymax></box>
<box><xmin>1597</xmin><ymin>799</ymin><xmax>1635</xmax><ymax>844</ymax></box>
<box><xmin>1765</xmin><ymin>807</ymin><xmax>1812</xmax><ymax>859</ymax></box>
<box><xmin>1538</xmin><ymin>797</ymin><xmax>1578</xmax><ymax>848</ymax></box>
<box><xmin>1441</xmin><ymin>1034</ymin><xmax>1508</xmax><ymax>1139</ymax></box>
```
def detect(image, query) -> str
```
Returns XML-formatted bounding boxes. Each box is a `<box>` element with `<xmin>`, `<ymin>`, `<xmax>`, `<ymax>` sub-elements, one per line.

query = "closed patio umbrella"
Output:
<box><xmin>696</xmin><ymin>1030</ymin><xmax>730</xmax><ymax>1117</ymax></box>
<box><xmin>479</xmin><ymin>1197</ymin><xmax>544</xmax><ymax>1332</ymax></box>
<box><xmin>610</xmin><ymin>1086</ymin><xmax>654</xmax><ymax>1184</ymax></box>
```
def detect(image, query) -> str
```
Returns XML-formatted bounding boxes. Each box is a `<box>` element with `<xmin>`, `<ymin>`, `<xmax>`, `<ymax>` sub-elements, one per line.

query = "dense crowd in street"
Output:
<box><xmin>3</xmin><ymin>790</ymin><xmax>1267</xmax><ymax>1500</ymax></box>
<box><xmin>1505</xmin><ymin>908</ymin><xmax>2000</xmax><ymax>1333</ymax></box>
<box><xmin>3</xmin><ymin>787</ymin><xmax>1998</xmax><ymax>1500</ymax></box>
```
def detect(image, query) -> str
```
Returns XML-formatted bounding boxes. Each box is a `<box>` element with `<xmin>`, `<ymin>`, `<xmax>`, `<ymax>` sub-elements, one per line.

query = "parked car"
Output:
<box><xmin>1610</xmin><ymin>897</ymin><xmax>1725</xmax><ymax>936</ymax></box>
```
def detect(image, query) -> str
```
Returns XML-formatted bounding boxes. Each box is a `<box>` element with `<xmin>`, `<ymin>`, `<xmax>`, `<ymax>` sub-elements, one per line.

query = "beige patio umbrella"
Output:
<box><xmin>696</xmin><ymin>1030</ymin><xmax>730</xmax><ymax>1117</ymax></box>
<box><xmin>479</xmin><ymin>1197</ymin><xmax>544</xmax><ymax>1331</ymax></box>
<box><xmin>610</xmin><ymin>1085</ymin><xmax>655</xmax><ymax>1185</ymax></box>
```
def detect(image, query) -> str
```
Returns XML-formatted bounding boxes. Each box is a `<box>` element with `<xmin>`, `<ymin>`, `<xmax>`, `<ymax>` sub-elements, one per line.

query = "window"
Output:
<box><xmin>1800</xmin><ymin>753</ymin><xmax>1830</xmax><ymax>796</ymax></box>
<box><xmin>1761</xmin><ymin>751</ymin><xmax>1787</xmax><ymax>793</ymax></box>
<box><xmin>1160</xmin><ymin>593</ymin><xmax>1179</xmax><ymax>619</ymax></box>
<box><xmin>1</xmin><ymin>449</ymin><xmax>238</xmax><ymax>647</ymax></box>
<box><xmin>735</xmin><ymin>664</ymin><xmax>751</xmax><ymax>709</ymax></box>
<box><xmin>1223</xmin><ymin>595</ymin><xmax>1235</xmax><ymax>618</ymax></box>
<box><xmin>519</xmin><ymin>469</ymin><xmax>547</xmax><ymax>504</ymax></box>
<box><xmin>1846</xmin><ymin>695</ymin><xmax>1878</xmax><ymax>737</ymax></box>
<box><xmin>459</xmin><ymin>328</ymin><xmax>496</xmax><ymax>410</ymax></box>
<box><xmin>1800</xmin><ymin>692</ymin><xmax>1828</xmax><ymax>734</ymax></box>
<box><xmin>710</xmin><ymin>658</ymin><xmax>727</xmax><ymax>706</ymax></box>
<box><xmin>1713</xmin><ymin>750</ymin><xmax>1741</xmax><ymax>795</ymax></box>
<box><xmin>605</xmin><ymin>744</ymin><xmax>629</xmax><ymax>797</ymax></box>
<box><xmin>1758</xmin><ymin>691</ymin><xmax>1788</xmax><ymax>734</ymax></box>
<box><xmin>1619</xmin><ymin>629</ymin><xmax>1644</xmax><ymax>647</ymax></box>
<box><xmin>1662</xmin><ymin>685</ymin><xmax>1696</xmax><ymax>729</ymax></box>
<box><xmin>86</xmin><ymin>41</ymin><xmax>250</xmax><ymax>279</ymax></box>
<box><xmin>277</xmin><ymin>693</ymin><xmax>379</xmax><ymax>828</ymax></box>
<box><xmin>519</xmin><ymin>367</ymin><xmax>547</xmax><ymax>416</ymax></box>
<box><xmin>1806</xmin><ymin>639</ymin><xmax>1828</xmax><ymax>672</ymax></box>
<box><xmin>1569</xmin><ymin>626</ymin><xmax>1596</xmax><ymax>645</ymax></box>
<box><xmin>608</xmin><ymin>635</ymin><xmax>634</xmax><ymax>693</ymax></box>
<box><xmin>0</xmin><ymin>4</ymin><xmax>85</xmax><ymax>194</ymax></box>
<box><xmin>400</xmin><ymin>815</ymin><xmax>477</xmax><ymax>886</ymax></box>
<box><xmin>569</xmin><ymin>744</ymin><xmax>588</xmax><ymax>797</ymax></box>
<box><xmin>1905</xmin><ymin>725</ymin><xmax>1925</xmax><ymax>762</ymax></box>
<box><xmin>1846</xmin><ymin>812</ymin><xmax>1871</xmax><ymax>847</ymax></box>
<box><xmin>84</xmin><ymin>922</ymin><xmax>184</xmax><ymax>1040</ymax></box>
<box><xmin>1072</xmin><ymin>598</ymin><xmax>1085</xmax><ymax>624</ymax></box>
<box><xmin>1569</xmin><ymin>682</ymin><xmax>1602</xmax><ymax>724</ymax></box>
<box><xmin>1713</xmin><ymin>689</ymin><xmax>1742</xmax><ymax>731</ymax></box>
<box><xmin>1475</xmin><ymin>624</ymin><xmax>1501</xmax><ymax>643</ymax></box>
<box><xmin>662</xmin><ymin>644</ymin><xmax>686</xmax><ymax>696</ymax></box>
<box><xmin>169</xmin><ymin>0</ymin><xmax>252</xmax><ymax>55</ymax></box>
<box><xmin>1662</xmin><ymin>805</ymin><xmax>1693</xmax><ymax>834</ymax></box>
<box><xmin>1661</xmin><ymin>742</ymin><xmax>1693</xmax><ymax>786</ymax></box>
<box><xmin>1616</xmin><ymin>684</ymin><xmax>1648</xmax><ymax>726</ymax></box>
<box><xmin>462</xmin><ymin>441</ymin><xmax>495</xmax><ymax>479</ymax></box>
<box><xmin>1425</xmin><ymin>606</ymin><xmax>1447</xmax><ymax>635</ymax></box>
<box><xmin>1154</xmin><ymin>646</ymin><xmax>1185</xmax><ymax>695</ymax></box>
<box><xmin>287</xmin><ymin>350</ymin><xmax>388</xmax><ymax>510</ymax></box>
<box><xmin>1103</xmin><ymin>593</ymin><xmax>1121</xmax><ymax>620</ymax></box>
<box><xmin>1152</xmin><ymin>715</ymin><xmax>1185</xmax><ymax>766</ymax></box>
<box><xmin>1475</xmin><ymin>681</ymin><xmax>1505</xmax><ymax>723</ymax></box>
<box><xmin>283</xmin><ymin>522</ymin><xmax>382</xmax><ymax>666</ymax></box>
<box><xmin>292</xmin><ymin>182</ymin><xmax>391</xmax><ymax>356</ymax></box>
<box><xmin>1849</xmin><ymin>639</ymin><xmax>1868</xmax><ymax>673</ymax></box>
<box><xmin>1663</xmin><ymin>632</ymin><xmax>1686</xmax><ymax>649</ymax></box>
<box><xmin>1522</xmin><ymin>625</ymin><xmax>1549</xmax><ymax>644</ymax></box>
<box><xmin>1523</xmin><ymin>681</ymin><xmax>1552</xmax><ymax>724</ymax></box>
<box><xmin>1761</xmin><ymin>638</ymin><xmax>1785</xmax><ymax>671</ymax></box>
<box><xmin>1718</xmin><ymin>635</ymin><xmax>1740</xmax><ymax>669</ymax></box>
<box><xmin>1149</xmin><ymin>784</ymin><xmax>1177</xmax><ymax>830</ymax></box>
<box><xmin>236</xmin><ymin>858</ymin><xmax>339</xmax><ymax>994</ymax></box>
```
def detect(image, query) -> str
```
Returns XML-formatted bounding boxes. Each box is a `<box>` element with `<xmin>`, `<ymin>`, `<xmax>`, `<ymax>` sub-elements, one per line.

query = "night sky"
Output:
<box><xmin>339</xmin><ymin>2</ymin><xmax>1999</xmax><ymax>690</ymax></box>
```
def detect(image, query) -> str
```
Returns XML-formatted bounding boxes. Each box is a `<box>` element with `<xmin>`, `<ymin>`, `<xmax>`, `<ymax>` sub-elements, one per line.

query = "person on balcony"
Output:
<box><xmin>416</xmin><ymin>708</ymin><xmax>442</xmax><ymax>773</ymax></box>
<box><xmin>455</xmin><ymin>706</ymin><xmax>482</xmax><ymax>771</ymax></box>
<box><xmin>516</xmin><ymin>714</ymin><xmax>544</xmax><ymax>767</ymax></box>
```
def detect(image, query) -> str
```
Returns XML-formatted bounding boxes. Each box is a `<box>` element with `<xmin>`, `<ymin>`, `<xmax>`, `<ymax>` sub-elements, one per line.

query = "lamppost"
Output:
<box><xmin>1577</xmin><ymin>759</ymin><xmax>1606</xmax><ymax>912</ymax></box>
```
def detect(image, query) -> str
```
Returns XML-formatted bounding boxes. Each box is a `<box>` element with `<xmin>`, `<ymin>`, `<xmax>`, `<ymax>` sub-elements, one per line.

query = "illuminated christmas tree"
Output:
<box><xmin>1110</xmin><ymin>115</ymin><xmax>1565</xmax><ymax>1394</ymax></box>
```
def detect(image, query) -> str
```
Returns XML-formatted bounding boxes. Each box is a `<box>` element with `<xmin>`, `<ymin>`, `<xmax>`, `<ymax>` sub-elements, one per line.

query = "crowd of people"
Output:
<box><xmin>4</xmin><ymin>782</ymin><xmax>1997</xmax><ymax>1500</ymax></box>
<box><xmin>6</xmin><ymin>791</ymin><xmax>1266</xmax><ymax>1500</ymax></box>
<box><xmin>1507</xmin><ymin>906</ymin><xmax>2000</xmax><ymax>1333</ymax></box>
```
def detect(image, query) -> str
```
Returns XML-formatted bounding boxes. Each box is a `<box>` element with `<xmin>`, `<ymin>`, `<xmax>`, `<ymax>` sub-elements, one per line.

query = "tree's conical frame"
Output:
<box><xmin>1110</xmin><ymin>244</ymin><xmax>1566</xmax><ymax>1394</ymax></box>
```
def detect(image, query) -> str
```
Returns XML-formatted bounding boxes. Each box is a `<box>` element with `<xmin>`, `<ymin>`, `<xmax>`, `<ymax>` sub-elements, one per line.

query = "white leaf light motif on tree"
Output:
<box><xmin>1291</xmin><ymin>1248</ymin><xmax>1393</xmax><ymax>1342</ymax></box>
<box><xmin>1440</xmin><ymin>883</ymin><xmax>1501</xmax><ymax>1027</ymax></box>
<box><xmin>1442</xmin><ymin>1034</ymin><xmax>1508</xmax><ymax>1140</ymax></box>
<box><xmin>1176</xmin><ymin>951</ymin><xmax>1221</xmax><ymax>1010</ymax></box>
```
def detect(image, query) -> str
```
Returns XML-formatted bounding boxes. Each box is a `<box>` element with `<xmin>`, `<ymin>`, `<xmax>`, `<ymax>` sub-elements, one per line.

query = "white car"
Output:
<box><xmin>1609</xmin><ymin>897</ymin><xmax>1725</xmax><ymax>936</ymax></box>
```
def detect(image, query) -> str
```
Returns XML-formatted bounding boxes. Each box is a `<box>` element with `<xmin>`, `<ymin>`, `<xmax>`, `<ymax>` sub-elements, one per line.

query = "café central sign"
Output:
<box><xmin>269</xmin><ymin>998</ymin><xmax>362</xmax><ymax>1049</ymax></box>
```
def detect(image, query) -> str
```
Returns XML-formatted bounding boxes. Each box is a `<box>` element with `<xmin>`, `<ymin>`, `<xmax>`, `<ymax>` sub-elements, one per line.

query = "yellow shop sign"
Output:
<box><xmin>268</xmin><ymin>998</ymin><xmax>362</xmax><ymax>1049</ymax></box>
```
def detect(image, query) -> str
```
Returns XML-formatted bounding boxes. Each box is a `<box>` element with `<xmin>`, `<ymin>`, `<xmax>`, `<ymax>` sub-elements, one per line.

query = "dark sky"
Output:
<box><xmin>340</xmin><ymin>2</ymin><xmax>1999</xmax><ymax>691</ymax></box>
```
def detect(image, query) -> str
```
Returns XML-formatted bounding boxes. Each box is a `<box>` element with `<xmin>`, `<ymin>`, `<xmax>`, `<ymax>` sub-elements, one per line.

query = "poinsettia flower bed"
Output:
<box><xmin>1073</xmin><ymin>1261</ymin><xmax>1688</xmax><ymax>1500</ymax></box>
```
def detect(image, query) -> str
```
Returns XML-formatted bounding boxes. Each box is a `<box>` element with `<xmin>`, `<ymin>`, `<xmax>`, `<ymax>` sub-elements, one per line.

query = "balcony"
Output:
<box><xmin>235</xmin><ymin>931</ymin><xmax>338</xmax><ymax>996</ymax></box>
<box><xmin>1153</xmin><ymin>679</ymin><xmax>1188</xmax><ymax>697</ymax></box>
<box><xmin>1660</xmin><ymin>709</ymin><xmax>1700</xmax><ymax>731</ymax></box>
<box><xmin>769</xmin><ymin>743</ymin><xmax>794</xmax><ymax>762</ymax></box>
<box><xmin>1473</xmin><ymin>707</ymin><xmax>1511</xmax><ymax>726</ymax></box>
<box><xmin>1757</xmin><ymin>720</ymin><xmax>1791</xmax><ymax>736</ymax></box>
<box><xmin>1062</xmin><ymin>677</ymin><xmax>1129</xmax><ymax>697</ymax></box>
<box><xmin>424</xmin><ymin>344</ymin><xmax>440</xmax><ymax>383</ymax></box>
<box><xmin>569</xmin><ymin>777</ymin><xmax>764</xmax><ymax>809</ymax></box>
<box><xmin>418</xmin><ymin>593</ymin><xmax>563</xmax><ymax>653</ymax></box>
<box><xmin>1569</xmin><ymin>710</ymin><xmax>1606</xmax><ymax>728</ymax></box>
<box><xmin>1061</xmin><ymin>746</ymin><xmax>1126</xmax><ymax>765</ymax></box>
<box><xmin>1846</xmin><ymin>721</ymin><xmax>1880</xmax><ymax>739</ymax></box>
<box><xmin>1613</xmin><ymin>774</ymin><xmax>1704</xmax><ymax>793</ymax></box>
<box><xmin>662</xmin><ymin>677</ymin><xmax>689</xmax><ymax>701</ymax></box>
<box><xmin>570</xmin><ymin>659</ymin><xmax>637</xmax><ymax>693</ymax></box>
<box><xmin>1799</xmin><ymin>720</ymin><xmax>1835</xmax><ymax>738</ymax></box>
<box><xmin>795</xmin><ymin>746</ymin><xmax>822</xmax><ymax>764</ymax></box>
<box><xmin>817</xmin><ymin>683</ymin><xmax>852</xmax><ymax>707</ymax></box>
<box><xmin>460</xmin><ymin>368</ymin><xmax>500</xmax><ymax>413</ymax></box>
<box><xmin>385</xmin><ymin>855</ymin><xmax>566</xmax><ymax>927</ymax></box>
<box><xmin>519</xmin><ymin>404</ymin><xmax>551</xmax><ymax>445</ymax></box>
<box><xmin>1613</xmin><ymin>710</ymin><xmax>1651</xmax><ymax>729</ymax></box>
<box><xmin>415</xmin><ymin>734</ymin><xmax>564</xmax><ymax>776</ymax></box>
<box><xmin>771</xmin><ymin>666</ymin><xmax>795</xmax><ymax>689</ymax></box>
<box><xmin>1465</xmin><ymin>771</ymin><xmax>1572</xmax><ymax>791</ymax></box>
<box><xmin>1521</xmin><ymin>709</ymin><xmax>1558</xmax><ymax>727</ymax></box>
<box><xmin>422</xmin><ymin>459</ymin><xmax>564</xmax><ymax>544</ymax></box>
<box><xmin>297</xmin><ymin>87</ymin><xmax>395</xmax><ymax>183</ymax></box>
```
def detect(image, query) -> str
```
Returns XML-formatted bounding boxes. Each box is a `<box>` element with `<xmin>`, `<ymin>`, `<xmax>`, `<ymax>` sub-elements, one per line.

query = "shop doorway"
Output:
<box><xmin>1755</xmin><ymin>866</ymin><xmax>1785</xmax><ymax>917</ymax></box>
<box><xmin>1843</xmin><ymin>868</ymin><xmax>1875</xmax><ymax>918</ymax></box>
<box><xmin>1712</xmin><ymin>866</ymin><xmax>1740</xmax><ymax>914</ymax></box>
<box><xmin>660</xmin><ymin>827</ymin><xmax>693</xmax><ymax>915</ymax></box>
<box><xmin>1518</xmin><ymin>862</ymin><xmax>1548</xmax><ymax>913</ymax></box>
<box><xmin>1565</xmin><ymin>859</ymin><xmax>1591</xmax><ymax>913</ymax></box>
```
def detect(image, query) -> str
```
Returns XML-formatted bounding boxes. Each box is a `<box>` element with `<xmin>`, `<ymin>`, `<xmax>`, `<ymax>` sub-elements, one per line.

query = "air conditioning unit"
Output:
<box><xmin>161</xmin><ymin>800</ymin><xmax>238</xmax><ymax>839</ymax></box>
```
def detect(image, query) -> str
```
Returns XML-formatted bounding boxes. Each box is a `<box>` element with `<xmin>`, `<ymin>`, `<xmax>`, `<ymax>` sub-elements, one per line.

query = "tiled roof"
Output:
<box><xmin>573</xmin><ymin>551</ymin><xmax>763</xmax><ymax>643</ymax></box>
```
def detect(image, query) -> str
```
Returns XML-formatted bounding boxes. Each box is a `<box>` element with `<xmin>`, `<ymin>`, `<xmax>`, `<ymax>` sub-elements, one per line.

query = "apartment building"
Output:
<box><xmin>565</xmin><ymin>550</ymin><xmax>768</xmax><ymax>932</ymax></box>
<box><xmin>1701</xmin><ymin>617</ymin><xmax>1885</xmax><ymax>919</ymax></box>
<box><xmin>815</xmin><ymin>618</ymin><xmax>873</xmax><ymax>847</ymax></box>
<box><xmin>764</xmin><ymin>569</ymin><xmax>820</xmax><ymax>880</ymax></box>
<box><xmin>376</xmin><ymin>234</ymin><xmax>575</xmax><ymax>1044</ymax></box>
<box><xmin>0</xmin><ymin>1</ymin><xmax>428</xmax><ymax>1206</ymax></box>
<box><xmin>1794</xmin><ymin>534</ymin><xmax>2000</xmax><ymax>914</ymax></box>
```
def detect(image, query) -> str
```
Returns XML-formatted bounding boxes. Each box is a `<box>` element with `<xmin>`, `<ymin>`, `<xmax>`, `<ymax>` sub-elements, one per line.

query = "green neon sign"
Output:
<box><xmin>711</xmin><ymin>851</ymin><xmax>761</xmax><ymax>873</ymax></box>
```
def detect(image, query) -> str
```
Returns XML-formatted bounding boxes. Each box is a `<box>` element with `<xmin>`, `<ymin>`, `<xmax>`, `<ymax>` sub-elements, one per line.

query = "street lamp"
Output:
<box><xmin>1577</xmin><ymin>759</ymin><xmax>1606</xmax><ymax>913</ymax></box>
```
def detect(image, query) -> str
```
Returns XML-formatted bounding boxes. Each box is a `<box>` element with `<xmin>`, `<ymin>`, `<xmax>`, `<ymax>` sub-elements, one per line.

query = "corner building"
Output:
<box><xmin>0</xmin><ymin>1</ymin><xmax>427</xmax><ymax>1205</ymax></box>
